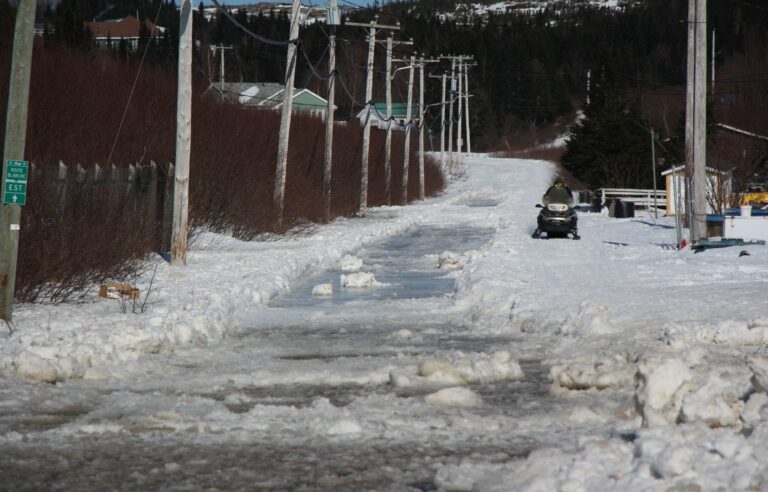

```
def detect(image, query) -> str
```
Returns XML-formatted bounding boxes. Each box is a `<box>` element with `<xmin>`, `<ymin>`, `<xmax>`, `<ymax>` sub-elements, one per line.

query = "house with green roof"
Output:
<box><xmin>356</xmin><ymin>103</ymin><xmax>420</xmax><ymax>130</ymax></box>
<box><xmin>207</xmin><ymin>82</ymin><xmax>333</xmax><ymax>118</ymax></box>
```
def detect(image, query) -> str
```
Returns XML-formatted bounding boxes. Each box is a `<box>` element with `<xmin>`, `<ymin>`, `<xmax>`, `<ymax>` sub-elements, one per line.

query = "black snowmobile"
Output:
<box><xmin>531</xmin><ymin>203</ymin><xmax>580</xmax><ymax>240</ymax></box>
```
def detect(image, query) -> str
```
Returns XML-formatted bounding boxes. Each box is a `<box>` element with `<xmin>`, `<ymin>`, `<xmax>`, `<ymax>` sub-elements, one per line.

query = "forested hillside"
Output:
<box><xmin>30</xmin><ymin>0</ymin><xmax>768</xmax><ymax>187</ymax></box>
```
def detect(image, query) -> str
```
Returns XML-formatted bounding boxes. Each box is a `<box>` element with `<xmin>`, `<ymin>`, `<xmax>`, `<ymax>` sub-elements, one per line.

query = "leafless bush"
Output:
<box><xmin>0</xmin><ymin>40</ymin><xmax>445</xmax><ymax>302</ymax></box>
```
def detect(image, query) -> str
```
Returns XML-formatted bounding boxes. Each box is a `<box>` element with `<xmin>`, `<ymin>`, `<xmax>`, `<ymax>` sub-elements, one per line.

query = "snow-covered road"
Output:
<box><xmin>2</xmin><ymin>156</ymin><xmax>768</xmax><ymax>490</ymax></box>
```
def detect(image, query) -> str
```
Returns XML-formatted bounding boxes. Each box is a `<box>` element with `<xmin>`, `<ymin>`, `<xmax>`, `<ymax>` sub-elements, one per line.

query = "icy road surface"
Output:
<box><xmin>2</xmin><ymin>156</ymin><xmax>768</xmax><ymax>491</ymax></box>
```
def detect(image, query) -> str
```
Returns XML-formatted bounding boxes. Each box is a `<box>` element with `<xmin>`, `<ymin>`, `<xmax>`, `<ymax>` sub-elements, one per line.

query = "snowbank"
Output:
<box><xmin>390</xmin><ymin>350</ymin><xmax>523</xmax><ymax>389</ymax></box>
<box><xmin>340</xmin><ymin>272</ymin><xmax>382</xmax><ymax>288</ymax></box>
<box><xmin>311</xmin><ymin>283</ymin><xmax>333</xmax><ymax>296</ymax></box>
<box><xmin>339</xmin><ymin>254</ymin><xmax>364</xmax><ymax>272</ymax></box>
<box><xmin>549</xmin><ymin>353</ymin><xmax>634</xmax><ymax>392</ymax></box>
<box><xmin>425</xmin><ymin>386</ymin><xmax>483</xmax><ymax>407</ymax></box>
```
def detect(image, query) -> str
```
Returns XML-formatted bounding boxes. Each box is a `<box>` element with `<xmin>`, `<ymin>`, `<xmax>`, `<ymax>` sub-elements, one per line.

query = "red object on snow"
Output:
<box><xmin>680</xmin><ymin>239</ymin><xmax>687</xmax><ymax>249</ymax></box>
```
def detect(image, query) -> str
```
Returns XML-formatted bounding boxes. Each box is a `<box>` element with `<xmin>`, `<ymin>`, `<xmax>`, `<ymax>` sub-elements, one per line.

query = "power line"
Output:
<box><xmin>106</xmin><ymin>5</ymin><xmax>163</xmax><ymax>166</ymax></box>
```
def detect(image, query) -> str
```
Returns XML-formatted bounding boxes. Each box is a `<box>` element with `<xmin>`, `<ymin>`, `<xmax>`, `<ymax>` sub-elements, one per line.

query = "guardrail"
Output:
<box><xmin>600</xmin><ymin>188</ymin><xmax>667</xmax><ymax>213</ymax></box>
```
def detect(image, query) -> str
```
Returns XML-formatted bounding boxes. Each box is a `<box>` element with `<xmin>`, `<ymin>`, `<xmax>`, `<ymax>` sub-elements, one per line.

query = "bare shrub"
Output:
<box><xmin>0</xmin><ymin>39</ymin><xmax>445</xmax><ymax>301</ymax></box>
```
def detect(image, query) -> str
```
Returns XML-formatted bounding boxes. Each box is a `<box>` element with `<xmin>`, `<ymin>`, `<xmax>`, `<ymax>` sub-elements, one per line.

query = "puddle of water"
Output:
<box><xmin>270</xmin><ymin>226</ymin><xmax>493</xmax><ymax>307</ymax></box>
<box><xmin>0</xmin><ymin>404</ymin><xmax>93</xmax><ymax>433</ymax></box>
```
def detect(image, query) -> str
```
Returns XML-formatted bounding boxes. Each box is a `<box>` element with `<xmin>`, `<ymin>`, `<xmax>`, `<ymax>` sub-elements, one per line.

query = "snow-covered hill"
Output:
<box><xmin>444</xmin><ymin>0</ymin><xmax>642</xmax><ymax>20</ymax></box>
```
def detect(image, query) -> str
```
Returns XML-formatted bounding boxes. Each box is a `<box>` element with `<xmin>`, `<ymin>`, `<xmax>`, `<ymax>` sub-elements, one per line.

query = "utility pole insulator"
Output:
<box><xmin>326</xmin><ymin>0</ymin><xmax>341</xmax><ymax>26</ymax></box>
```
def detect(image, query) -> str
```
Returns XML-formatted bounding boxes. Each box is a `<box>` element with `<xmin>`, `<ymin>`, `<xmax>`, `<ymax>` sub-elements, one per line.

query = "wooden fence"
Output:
<box><xmin>30</xmin><ymin>161</ymin><xmax>175</xmax><ymax>254</ymax></box>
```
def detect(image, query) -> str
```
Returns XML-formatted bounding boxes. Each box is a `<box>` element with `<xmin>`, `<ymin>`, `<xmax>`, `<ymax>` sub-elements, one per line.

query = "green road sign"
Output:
<box><xmin>3</xmin><ymin>159</ymin><xmax>28</xmax><ymax>205</ymax></box>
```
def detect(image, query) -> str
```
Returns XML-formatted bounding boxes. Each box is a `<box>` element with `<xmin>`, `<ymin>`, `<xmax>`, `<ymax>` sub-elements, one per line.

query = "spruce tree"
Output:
<box><xmin>562</xmin><ymin>70</ymin><xmax>653</xmax><ymax>189</ymax></box>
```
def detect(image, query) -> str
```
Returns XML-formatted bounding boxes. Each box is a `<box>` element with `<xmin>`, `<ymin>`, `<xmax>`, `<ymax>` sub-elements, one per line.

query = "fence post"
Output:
<box><xmin>146</xmin><ymin>162</ymin><xmax>158</xmax><ymax>251</ymax></box>
<box><xmin>57</xmin><ymin>161</ymin><xmax>67</xmax><ymax>217</ymax></box>
<box><xmin>160</xmin><ymin>163</ymin><xmax>175</xmax><ymax>255</ymax></box>
<box><xmin>76</xmin><ymin>164</ymin><xmax>86</xmax><ymax>184</ymax></box>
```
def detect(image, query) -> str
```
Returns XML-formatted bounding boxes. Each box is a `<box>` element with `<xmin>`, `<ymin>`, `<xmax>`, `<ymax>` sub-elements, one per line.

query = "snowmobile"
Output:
<box><xmin>531</xmin><ymin>203</ymin><xmax>580</xmax><ymax>240</ymax></box>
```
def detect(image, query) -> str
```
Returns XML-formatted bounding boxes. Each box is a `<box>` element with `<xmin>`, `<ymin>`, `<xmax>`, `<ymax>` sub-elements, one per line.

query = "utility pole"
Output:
<box><xmin>346</xmin><ymin>19</ymin><xmax>400</xmax><ymax>217</ymax></box>
<box><xmin>214</xmin><ymin>44</ymin><xmax>233</xmax><ymax>94</ymax></box>
<box><xmin>417</xmin><ymin>56</ymin><xmax>438</xmax><ymax>200</ymax></box>
<box><xmin>322</xmin><ymin>0</ymin><xmax>339</xmax><ymax>222</ymax></box>
<box><xmin>428</xmin><ymin>72</ymin><xmax>447</xmax><ymax>170</ymax></box>
<box><xmin>322</xmin><ymin>32</ymin><xmax>336</xmax><ymax>222</ymax></box>
<box><xmin>401</xmin><ymin>55</ymin><xmax>415</xmax><ymax>204</ymax></box>
<box><xmin>456</xmin><ymin>60</ymin><xmax>463</xmax><ymax>154</ymax></box>
<box><xmin>711</xmin><ymin>28</ymin><xmax>716</xmax><ymax>96</ymax></box>
<box><xmin>447</xmin><ymin>58</ymin><xmax>455</xmax><ymax>169</ymax></box>
<box><xmin>0</xmin><ymin>0</ymin><xmax>35</xmax><ymax>320</ymax></box>
<box><xmin>384</xmin><ymin>38</ymin><xmax>413</xmax><ymax>205</ymax></box>
<box><xmin>440</xmin><ymin>72</ymin><xmax>447</xmax><ymax>168</ymax></box>
<box><xmin>418</xmin><ymin>58</ymin><xmax>426</xmax><ymax>200</ymax></box>
<box><xmin>440</xmin><ymin>55</ymin><xmax>474</xmax><ymax>166</ymax></box>
<box><xmin>171</xmin><ymin>0</ymin><xmax>193</xmax><ymax>266</ymax></box>
<box><xmin>274</xmin><ymin>0</ymin><xmax>302</xmax><ymax>228</ymax></box>
<box><xmin>685</xmin><ymin>0</ymin><xmax>708</xmax><ymax>244</ymax></box>
<box><xmin>650</xmin><ymin>128</ymin><xmax>658</xmax><ymax>219</ymax></box>
<box><xmin>384</xmin><ymin>36</ymin><xmax>393</xmax><ymax>206</ymax></box>
<box><xmin>463</xmin><ymin>62</ymin><xmax>472</xmax><ymax>154</ymax></box>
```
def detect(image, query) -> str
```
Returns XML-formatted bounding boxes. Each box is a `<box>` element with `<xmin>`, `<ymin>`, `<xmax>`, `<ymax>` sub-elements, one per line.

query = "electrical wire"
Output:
<box><xmin>106</xmin><ymin>5</ymin><xmax>163</xmax><ymax>166</ymax></box>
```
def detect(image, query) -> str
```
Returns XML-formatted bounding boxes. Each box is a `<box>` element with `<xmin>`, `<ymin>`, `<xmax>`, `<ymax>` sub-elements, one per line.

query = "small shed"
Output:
<box><xmin>662</xmin><ymin>165</ymin><xmax>732</xmax><ymax>215</ymax></box>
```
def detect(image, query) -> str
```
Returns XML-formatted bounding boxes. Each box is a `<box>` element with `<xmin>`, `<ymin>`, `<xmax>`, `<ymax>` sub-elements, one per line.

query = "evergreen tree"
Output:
<box><xmin>562</xmin><ymin>72</ymin><xmax>653</xmax><ymax>189</ymax></box>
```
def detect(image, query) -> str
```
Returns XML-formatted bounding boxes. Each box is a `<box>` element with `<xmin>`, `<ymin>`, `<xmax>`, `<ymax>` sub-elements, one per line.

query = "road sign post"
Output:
<box><xmin>3</xmin><ymin>160</ymin><xmax>28</xmax><ymax>206</ymax></box>
<box><xmin>1</xmin><ymin>0</ymin><xmax>36</xmax><ymax>321</ymax></box>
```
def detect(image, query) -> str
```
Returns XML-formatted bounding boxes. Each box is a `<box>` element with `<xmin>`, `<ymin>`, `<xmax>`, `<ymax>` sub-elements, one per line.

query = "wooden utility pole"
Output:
<box><xmin>428</xmin><ymin>72</ymin><xmax>447</xmax><ymax>170</ymax></box>
<box><xmin>440</xmin><ymin>54</ymin><xmax>474</xmax><ymax>162</ymax></box>
<box><xmin>323</xmin><ymin>0</ymin><xmax>340</xmax><ymax>222</ymax></box>
<box><xmin>215</xmin><ymin>44</ymin><xmax>233</xmax><ymax>94</ymax></box>
<box><xmin>385</xmin><ymin>39</ymin><xmax>413</xmax><ymax>206</ymax></box>
<box><xmin>447</xmin><ymin>58</ymin><xmax>455</xmax><ymax>169</ymax></box>
<box><xmin>384</xmin><ymin>36</ymin><xmax>393</xmax><ymax>205</ymax></box>
<box><xmin>711</xmin><ymin>28</ymin><xmax>716</xmax><ymax>96</ymax></box>
<box><xmin>0</xmin><ymin>0</ymin><xmax>35</xmax><ymax>320</ymax></box>
<box><xmin>440</xmin><ymin>72</ymin><xmax>447</xmax><ymax>168</ymax></box>
<box><xmin>346</xmin><ymin>19</ymin><xmax>400</xmax><ymax>217</ymax></box>
<box><xmin>456</xmin><ymin>60</ymin><xmax>463</xmax><ymax>154</ymax></box>
<box><xmin>416</xmin><ymin>56</ymin><xmax>438</xmax><ymax>200</ymax></box>
<box><xmin>685</xmin><ymin>0</ymin><xmax>708</xmax><ymax>243</ymax></box>
<box><xmin>171</xmin><ymin>0</ymin><xmax>193</xmax><ymax>266</ymax></box>
<box><xmin>274</xmin><ymin>0</ymin><xmax>302</xmax><ymax>228</ymax></box>
<box><xmin>323</xmin><ymin>29</ymin><xmax>336</xmax><ymax>222</ymax></box>
<box><xmin>418</xmin><ymin>59</ymin><xmax>426</xmax><ymax>200</ymax></box>
<box><xmin>650</xmin><ymin>128</ymin><xmax>658</xmax><ymax>219</ymax></box>
<box><xmin>402</xmin><ymin>55</ymin><xmax>415</xmax><ymax>204</ymax></box>
<box><xmin>463</xmin><ymin>63</ymin><xmax>471</xmax><ymax>154</ymax></box>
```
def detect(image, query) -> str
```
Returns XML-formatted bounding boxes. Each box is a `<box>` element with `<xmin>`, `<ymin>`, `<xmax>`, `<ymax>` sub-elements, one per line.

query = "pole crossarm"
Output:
<box><xmin>345</xmin><ymin>21</ymin><xmax>401</xmax><ymax>30</ymax></box>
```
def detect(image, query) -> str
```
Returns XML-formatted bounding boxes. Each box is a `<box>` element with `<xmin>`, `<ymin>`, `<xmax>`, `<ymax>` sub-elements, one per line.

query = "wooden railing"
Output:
<box><xmin>600</xmin><ymin>188</ymin><xmax>667</xmax><ymax>213</ymax></box>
